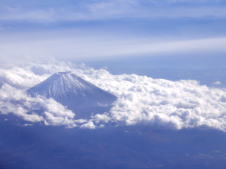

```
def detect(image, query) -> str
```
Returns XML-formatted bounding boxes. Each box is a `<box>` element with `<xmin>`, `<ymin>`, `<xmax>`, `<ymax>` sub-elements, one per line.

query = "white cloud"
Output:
<box><xmin>0</xmin><ymin>0</ymin><xmax>226</xmax><ymax>22</ymax></box>
<box><xmin>0</xmin><ymin>66</ymin><xmax>48</xmax><ymax>89</ymax></box>
<box><xmin>76</xmin><ymin>66</ymin><xmax>226</xmax><ymax>131</ymax></box>
<box><xmin>0</xmin><ymin>83</ymin><xmax>76</xmax><ymax>127</ymax></box>
<box><xmin>81</xmin><ymin>120</ymin><xmax>96</xmax><ymax>129</ymax></box>
<box><xmin>213</xmin><ymin>81</ymin><xmax>222</xmax><ymax>85</ymax></box>
<box><xmin>0</xmin><ymin>32</ymin><xmax>225</xmax><ymax>63</ymax></box>
<box><xmin>1</xmin><ymin>63</ymin><xmax>226</xmax><ymax>131</ymax></box>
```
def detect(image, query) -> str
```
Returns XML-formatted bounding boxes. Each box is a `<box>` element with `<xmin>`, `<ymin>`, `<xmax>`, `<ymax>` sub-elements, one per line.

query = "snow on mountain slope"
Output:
<box><xmin>28</xmin><ymin>72</ymin><xmax>117</xmax><ymax>118</ymax></box>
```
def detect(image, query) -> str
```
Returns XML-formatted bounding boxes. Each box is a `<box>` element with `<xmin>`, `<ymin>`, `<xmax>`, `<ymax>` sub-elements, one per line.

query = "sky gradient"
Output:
<box><xmin>0</xmin><ymin>0</ymin><xmax>225</xmax><ymax>67</ymax></box>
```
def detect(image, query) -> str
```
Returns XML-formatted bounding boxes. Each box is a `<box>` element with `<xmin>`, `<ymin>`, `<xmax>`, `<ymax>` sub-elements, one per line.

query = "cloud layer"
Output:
<box><xmin>1</xmin><ymin>63</ymin><xmax>226</xmax><ymax>131</ymax></box>
<box><xmin>0</xmin><ymin>0</ymin><xmax>226</xmax><ymax>23</ymax></box>
<box><xmin>1</xmin><ymin>33</ymin><xmax>226</xmax><ymax>65</ymax></box>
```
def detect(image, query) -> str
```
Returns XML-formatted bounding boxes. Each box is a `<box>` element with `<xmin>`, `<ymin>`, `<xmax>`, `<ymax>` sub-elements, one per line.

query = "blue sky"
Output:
<box><xmin>0</xmin><ymin>0</ymin><xmax>225</xmax><ymax>67</ymax></box>
<box><xmin>1</xmin><ymin>0</ymin><xmax>226</xmax><ymax>22</ymax></box>
<box><xmin>1</xmin><ymin>0</ymin><xmax>226</xmax><ymax>132</ymax></box>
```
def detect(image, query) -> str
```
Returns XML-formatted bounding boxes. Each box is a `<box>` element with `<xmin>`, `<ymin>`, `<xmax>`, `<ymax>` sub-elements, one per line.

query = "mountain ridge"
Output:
<box><xmin>27</xmin><ymin>72</ymin><xmax>117</xmax><ymax>118</ymax></box>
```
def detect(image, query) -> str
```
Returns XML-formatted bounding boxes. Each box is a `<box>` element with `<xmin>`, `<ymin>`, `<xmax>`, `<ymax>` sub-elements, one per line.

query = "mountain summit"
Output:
<box><xmin>28</xmin><ymin>72</ymin><xmax>117</xmax><ymax>118</ymax></box>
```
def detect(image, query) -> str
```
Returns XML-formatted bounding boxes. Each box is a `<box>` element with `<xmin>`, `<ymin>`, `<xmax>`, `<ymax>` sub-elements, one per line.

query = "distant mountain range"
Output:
<box><xmin>28</xmin><ymin>72</ymin><xmax>117</xmax><ymax>118</ymax></box>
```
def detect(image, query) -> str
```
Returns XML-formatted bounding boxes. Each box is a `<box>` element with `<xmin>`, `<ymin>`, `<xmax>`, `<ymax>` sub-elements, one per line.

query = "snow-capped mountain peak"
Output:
<box><xmin>28</xmin><ymin>72</ymin><xmax>117</xmax><ymax>118</ymax></box>
<box><xmin>29</xmin><ymin>72</ymin><xmax>96</xmax><ymax>97</ymax></box>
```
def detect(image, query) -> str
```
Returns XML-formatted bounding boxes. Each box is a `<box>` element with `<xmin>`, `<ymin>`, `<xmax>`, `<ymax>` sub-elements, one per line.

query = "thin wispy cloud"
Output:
<box><xmin>0</xmin><ymin>32</ymin><xmax>225</xmax><ymax>64</ymax></box>
<box><xmin>0</xmin><ymin>0</ymin><xmax>226</xmax><ymax>23</ymax></box>
<box><xmin>0</xmin><ymin>0</ymin><xmax>225</xmax><ymax>65</ymax></box>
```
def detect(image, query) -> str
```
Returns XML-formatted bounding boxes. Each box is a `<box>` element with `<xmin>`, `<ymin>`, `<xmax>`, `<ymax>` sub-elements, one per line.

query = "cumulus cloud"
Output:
<box><xmin>0</xmin><ymin>66</ymin><xmax>48</xmax><ymax>89</ymax></box>
<box><xmin>1</xmin><ymin>63</ymin><xmax>226</xmax><ymax>131</ymax></box>
<box><xmin>0</xmin><ymin>82</ymin><xmax>76</xmax><ymax>127</ymax></box>
<box><xmin>75</xmin><ymin>66</ymin><xmax>226</xmax><ymax>131</ymax></box>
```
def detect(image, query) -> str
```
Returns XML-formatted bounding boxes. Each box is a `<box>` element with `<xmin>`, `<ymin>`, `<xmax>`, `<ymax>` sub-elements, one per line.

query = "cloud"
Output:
<box><xmin>0</xmin><ymin>32</ymin><xmax>225</xmax><ymax>64</ymax></box>
<box><xmin>0</xmin><ymin>64</ymin><xmax>93</xmax><ymax>128</ymax></box>
<box><xmin>0</xmin><ymin>82</ymin><xmax>76</xmax><ymax>127</ymax></box>
<box><xmin>76</xmin><ymin>66</ymin><xmax>226</xmax><ymax>131</ymax></box>
<box><xmin>0</xmin><ymin>0</ymin><xmax>225</xmax><ymax>23</ymax></box>
<box><xmin>1</xmin><ymin>63</ymin><xmax>226</xmax><ymax>131</ymax></box>
<box><xmin>0</xmin><ymin>66</ymin><xmax>48</xmax><ymax>89</ymax></box>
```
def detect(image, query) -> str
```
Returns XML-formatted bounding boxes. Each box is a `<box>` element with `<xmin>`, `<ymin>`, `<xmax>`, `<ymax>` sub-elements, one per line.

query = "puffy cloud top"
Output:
<box><xmin>76</xmin><ymin>67</ymin><xmax>226</xmax><ymax>130</ymax></box>
<box><xmin>0</xmin><ymin>63</ymin><xmax>226</xmax><ymax>131</ymax></box>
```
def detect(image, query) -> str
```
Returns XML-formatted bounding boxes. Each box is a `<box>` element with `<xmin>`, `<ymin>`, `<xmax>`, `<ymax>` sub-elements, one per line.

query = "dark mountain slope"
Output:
<box><xmin>28</xmin><ymin>72</ymin><xmax>116</xmax><ymax>118</ymax></box>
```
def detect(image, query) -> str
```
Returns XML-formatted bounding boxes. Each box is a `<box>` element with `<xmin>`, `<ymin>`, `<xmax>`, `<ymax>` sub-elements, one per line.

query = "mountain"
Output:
<box><xmin>27</xmin><ymin>72</ymin><xmax>117</xmax><ymax>118</ymax></box>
